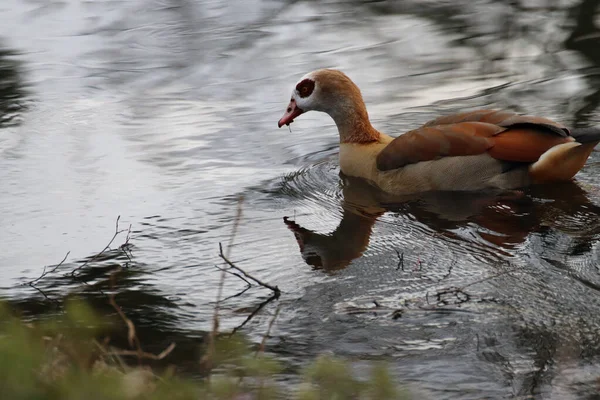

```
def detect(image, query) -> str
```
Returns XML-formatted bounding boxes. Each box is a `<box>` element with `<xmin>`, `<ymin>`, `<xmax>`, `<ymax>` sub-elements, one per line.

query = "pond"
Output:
<box><xmin>2</xmin><ymin>0</ymin><xmax>600</xmax><ymax>398</ymax></box>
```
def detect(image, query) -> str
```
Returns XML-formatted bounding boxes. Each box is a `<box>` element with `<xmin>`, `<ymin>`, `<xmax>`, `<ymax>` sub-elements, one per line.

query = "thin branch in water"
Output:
<box><xmin>26</xmin><ymin>216</ymin><xmax>133</xmax><ymax>305</ymax></box>
<box><xmin>26</xmin><ymin>251</ymin><xmax>70</xmax><ymax>305</ymax></box>
<box><xmin>71</xmin><ymin>216</ymin><xmax>129</xmax><ymax>277</ymax></box>
<box><xmin>220</xmin><ymin>285</ymin><xmax>252</xmax><ymax>303</ymax></box>
<box><xmin>218</xmin><ymin>243</ymin><xmax>280</xmax><ymax>298</ymax></box>
<box><xmin>28</xmin><ymin>284</ymin><xmax>60</xmax><ymax>306</ymax></box>
<box><xmin>119</xmin><ymin>224</ymin><xmax>134</xmax><ymax>263</ymax></box>
<box><xmin>213</xmin><ymin>264</ymin><xmax>252</xmax><ymax>287</ymax></box>
<box><xmin>27</xmin><ymin>251</ymin><xmax>70</xmax><ymax>285</ymax></box>
<box><xmin>212</xmin><ymin>263</ymin><xmax>254</xmax><ymax>301</ymax></box>
<box><xmin>230</xmin><ymin>293</ymin><xmax>279</xmax><ymax>336</ymax></box>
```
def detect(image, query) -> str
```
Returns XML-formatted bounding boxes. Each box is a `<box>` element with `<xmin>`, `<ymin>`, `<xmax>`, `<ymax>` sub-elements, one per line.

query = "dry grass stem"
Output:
<box><xmin>201</xmin><ymin>196</ymin><xmax>245</xmax><ymax>376</ymax></box>
<box><xmin>107</xmin><ymin>343</ymin><xmax>176</xmax><ymax>361</ymax></box>
<box><xmin>108</xmin><ymin>267</ymin><xmax>175</xmax><ymax>364</ymax></box>
<box><xmin>225</xmin><ymin>195</ymin><xmax>244</xmax><ymax>258</ymax></box>
<box><xmin>256</xmin><ymin>305</ymin><xmax>281</xmax><ymax>357</ymax></box>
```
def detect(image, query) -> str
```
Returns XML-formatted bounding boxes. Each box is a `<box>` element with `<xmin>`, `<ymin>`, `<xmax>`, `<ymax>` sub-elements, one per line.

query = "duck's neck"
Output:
<box><xmin>329</xmin><ymin>101</ymin><xmax>380</xmax><ymax>144</ymax></box>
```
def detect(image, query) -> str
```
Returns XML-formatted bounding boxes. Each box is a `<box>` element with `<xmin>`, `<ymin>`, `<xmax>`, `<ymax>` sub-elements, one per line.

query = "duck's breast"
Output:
<box><xmin>339</xmin><ymin>141</ymin><xmax>389</xmax><ymax>182</ymax></box>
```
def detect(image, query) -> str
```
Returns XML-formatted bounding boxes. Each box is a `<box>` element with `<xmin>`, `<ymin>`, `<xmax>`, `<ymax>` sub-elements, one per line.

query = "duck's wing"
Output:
<box><xmin>376</xmin><ymin>109</ymin><xmax>572</xmax><ymax>171</ymax></box>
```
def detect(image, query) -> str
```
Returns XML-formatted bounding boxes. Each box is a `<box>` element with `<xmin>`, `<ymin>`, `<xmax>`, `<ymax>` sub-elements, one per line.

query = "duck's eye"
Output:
<box><xmin>295</xmin><ymin>79</ymin><xmax>315</xmax><ymax>98</ymax></box>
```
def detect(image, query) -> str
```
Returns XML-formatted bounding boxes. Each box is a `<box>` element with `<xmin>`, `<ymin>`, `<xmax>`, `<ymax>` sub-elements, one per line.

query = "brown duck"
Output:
<box><xmin>278</xmin><ymin>69</ymin><xmax>600</xmax><ymax>194</ymax></box>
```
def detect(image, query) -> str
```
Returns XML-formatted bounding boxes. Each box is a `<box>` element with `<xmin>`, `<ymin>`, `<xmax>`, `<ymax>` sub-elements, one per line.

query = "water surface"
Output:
<box><xmin>2</xmin><ymin>0</ymin><xmax>600</xmax><ymax>398</ymax></box>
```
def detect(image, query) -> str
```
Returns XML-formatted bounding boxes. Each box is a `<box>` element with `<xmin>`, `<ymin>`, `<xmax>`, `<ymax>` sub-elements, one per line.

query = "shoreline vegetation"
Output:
<box><xmin>4</xmin><ymin>211</ymin><xmax>411</xmax><ymax>399</ymax></box>
<box><xmin>0</xmin><ymin>301</ymin><xmax>408</xmax><ymax>399</ymax></box>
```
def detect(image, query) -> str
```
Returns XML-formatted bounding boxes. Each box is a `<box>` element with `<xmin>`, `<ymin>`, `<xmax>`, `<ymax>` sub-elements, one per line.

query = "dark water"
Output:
<box><xmin>2</xmin><ymin>0</ymin><xmax>600</xmax><ymax>398</ymax></box>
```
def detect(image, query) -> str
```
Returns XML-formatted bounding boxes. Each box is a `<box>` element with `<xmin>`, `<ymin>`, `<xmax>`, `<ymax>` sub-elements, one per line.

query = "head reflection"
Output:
<box><xmin>285</xmin><ymin>176</ymin><xmax>600</xmax><ymax>271</ymax></box>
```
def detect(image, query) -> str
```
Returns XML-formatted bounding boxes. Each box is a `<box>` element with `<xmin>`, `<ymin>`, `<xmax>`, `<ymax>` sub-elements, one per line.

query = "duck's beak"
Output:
<box><xmin>278</xmin><ymin>99</ymin><xmax>304</xmax><ymax>128</ymax></box>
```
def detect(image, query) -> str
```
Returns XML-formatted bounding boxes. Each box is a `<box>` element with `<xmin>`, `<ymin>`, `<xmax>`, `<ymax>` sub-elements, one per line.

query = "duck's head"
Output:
<box><xmin>277</xmin><ymin>69</ymin><xmax>364</xmax><ymax>128</ymax></box>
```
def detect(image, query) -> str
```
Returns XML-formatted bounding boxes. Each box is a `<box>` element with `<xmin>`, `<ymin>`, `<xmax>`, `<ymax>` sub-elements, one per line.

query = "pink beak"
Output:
<box><xmin>278</xmin><ymin>99</ymin><xmax>304</xmax><ymax>128</ymax></box>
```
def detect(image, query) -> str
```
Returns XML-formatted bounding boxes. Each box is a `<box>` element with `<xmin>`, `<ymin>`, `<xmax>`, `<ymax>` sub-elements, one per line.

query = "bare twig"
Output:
<box><xmin>71</xmin><ymin>216</ymin><xmax>130</xmax><ymax>277</ymax></box>
<box><xmin>119</xmin><ymin>224</ymin><xmax>134</xmax><ymax>263</ymax></box>
<box><xmin>28</xmin><ymin>284</ymin><xmax>60</xmax><ymax>305</ymax></box>
<box><xmin>212</xmin><ymin>263</ymin><xmax>255</xmax><ymax>302</ymax></box>
<box><xmin>28</xmin><ymin>251</ymin><xmax>70</xmax><ymax>285</ymax></box>
<box><xmin>26</xmin><ymin>216</ymin><xmax>133</xmax><ymax>305</ymax></box>
<box><xmin>25</xmin><ymin>251</ymin><xmax>70</xmax><ymax>304</ymax></box>
<box><xmin>220</xmin><ymin>285</ymin><xmax>252</xmax><ymax>303</ymax></box>
<box><xmin>230</xmin><ymin>293</ymin><xmax>279</xmax><ymax>336</ymax></box>
<box><xmin>218</xmin><ymin>243</ymin><xmax>280</xmax><ymax>297</ymax></box>
<box><xmin>213</xmin><ymin>265</ymin><xmax>252</xmax><ymax>287</ymax></box>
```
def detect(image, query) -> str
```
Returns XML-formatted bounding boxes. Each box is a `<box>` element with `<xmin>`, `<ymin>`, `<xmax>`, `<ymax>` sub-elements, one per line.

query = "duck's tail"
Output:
<box><xmin>571</xmin><ymin>127</ymin><xmax>600</xmax><ymax>144</ymax></box>
<box><xmin>528</xmin><ymin>126</ymin><xmax>600</xmax><ymax>183</ymax></box>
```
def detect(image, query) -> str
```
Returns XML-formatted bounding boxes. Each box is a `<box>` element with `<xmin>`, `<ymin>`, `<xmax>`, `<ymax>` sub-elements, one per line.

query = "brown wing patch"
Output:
<box><xmin>376</xmin><ymin>122</ymin><xmax>500</xmax><ymax>171</ymax></box>
<box><xmin>487</xmin><ymin>129</ymin><xmax>573</xmax><ymax>162</ymax></box>
<box><xmin>423</xmin><ymin>110</ymin><xmax>515</xmax><ymax>127</ymax></box>
<box><xmin>378</xmin><ymin>110</ymin><xmax>573</xmax><ymax>171</ymax></box>
<box><xmin>423</xmin><ymin>109</ymin><xmax>570</xmax><ymax>137</ymax></box>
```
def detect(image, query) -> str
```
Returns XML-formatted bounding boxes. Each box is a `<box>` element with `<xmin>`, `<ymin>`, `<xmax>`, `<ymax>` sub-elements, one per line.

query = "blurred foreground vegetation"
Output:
<box><xmin>0</xmin><ymin>300</ymin><xmax>411</xmax><ymax>400</ymax></box>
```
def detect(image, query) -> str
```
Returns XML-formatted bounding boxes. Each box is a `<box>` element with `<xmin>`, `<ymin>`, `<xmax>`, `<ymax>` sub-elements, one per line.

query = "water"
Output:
<box><xmin>2</xmin><ymin>0</ymin><xmax>600</xmax><ymax>398</ymax></box>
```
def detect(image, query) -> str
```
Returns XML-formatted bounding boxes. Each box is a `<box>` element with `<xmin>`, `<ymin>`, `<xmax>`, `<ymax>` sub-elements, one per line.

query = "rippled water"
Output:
<box><xmin>2</xmin><ymin>0</ymin><xmax>600</xmax><ymax>398</ymax></box>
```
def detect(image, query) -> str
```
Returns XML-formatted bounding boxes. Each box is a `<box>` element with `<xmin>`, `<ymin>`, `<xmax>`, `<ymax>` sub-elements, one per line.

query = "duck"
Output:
<box><xmin>278</xmin><ymin>69</ymin><xmax>600</xmax><ymax>194</ymax></box>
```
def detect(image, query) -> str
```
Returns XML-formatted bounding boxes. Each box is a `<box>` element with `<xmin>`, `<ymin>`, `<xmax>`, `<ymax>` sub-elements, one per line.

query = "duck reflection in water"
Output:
<box><xmin>285</xmin><ymin>174</ymin><xmax>600</xmax><ymax>271</ymax></box>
